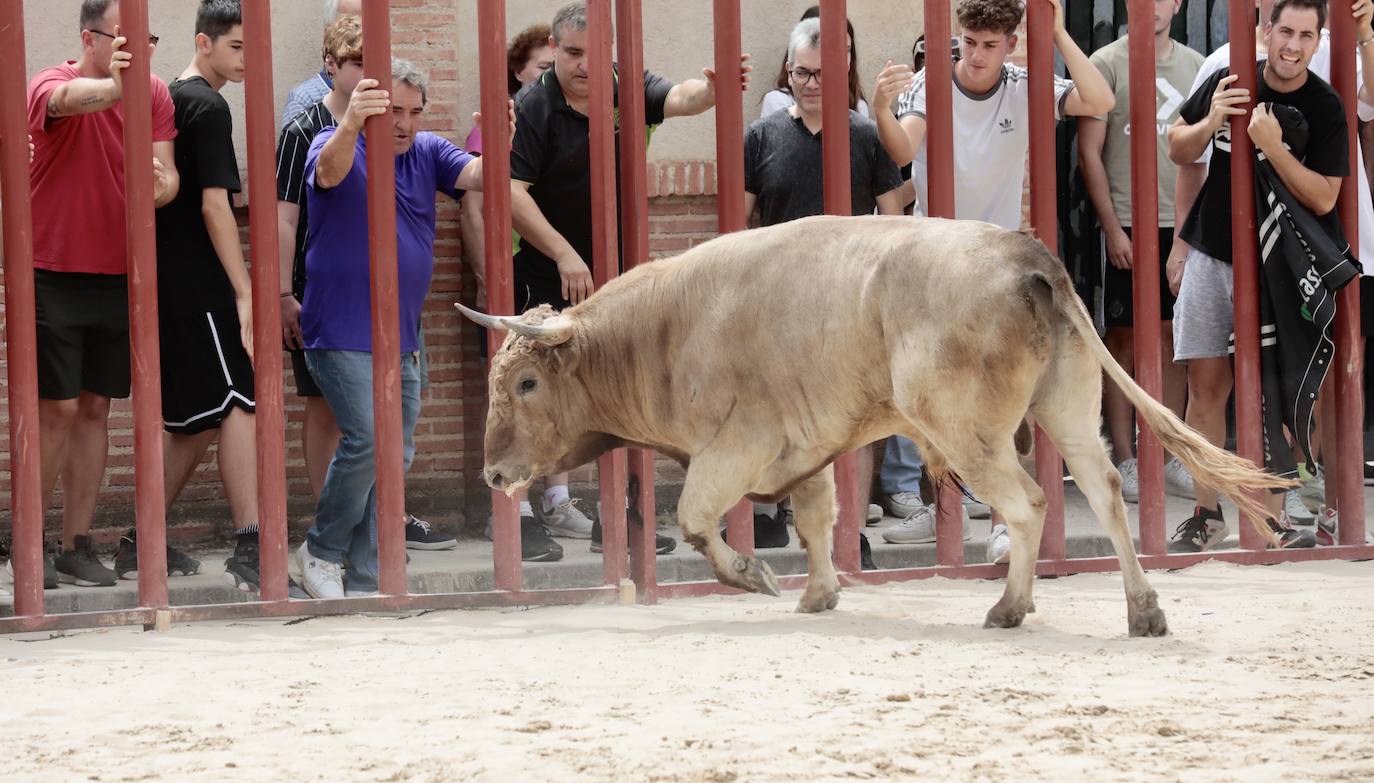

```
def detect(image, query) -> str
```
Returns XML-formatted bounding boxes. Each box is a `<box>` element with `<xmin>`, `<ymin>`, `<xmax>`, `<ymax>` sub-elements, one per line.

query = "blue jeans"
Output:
<box><xmin>879</xmin><ymin>435</ymin><xmax>924</xmax><ymax>496</ymax></box>
<box><xmin>304</xmin><ymin>349</ymin><xmax>421</xmax><ymax>592</ymax></box>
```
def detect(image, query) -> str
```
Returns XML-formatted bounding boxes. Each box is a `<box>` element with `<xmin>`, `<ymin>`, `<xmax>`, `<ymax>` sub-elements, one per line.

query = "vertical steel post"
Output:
<box><xmin>1329</xmin><ymin>0</ymin><xmax>1367</xmax><ymax>543</ymax></box>
<box><xmin>587</xmin><ymin>0</ymin><xmax>629</xmax><ymax>584</ymax></box>
<box><xmin>361</xmin><ymin>0</ymin><xmax>407</xmax><ymax>595</ymax></box>
<box><xmin>241</xmin><ymin>0</ymin><xmax>289</xmax><ymax>601</ymax></box>
<box><xmin>820</xmin><ymin>0</ymin><xmax>863</xmax><ymax>574</ymax></box>
<box><xmin>1026</xmin><ymin>0</ymin><xmax>1066</xmax><ymax>560</ymax></box>
<box><xmin>1128</xmin><ymin>0</ymin><xmax>1166</xmax><ymax>555</ymax></box>
<box><xmin>120</xmin><ymin>0</ymin><xmax>170</xmax><ymax>609</ymax></box>
<box><xmin>616</xmin><ymin>0</ymin><xmax>660</xmax><ymax>596</ymax></box>
<box><xmin>0</xmin><ymin>2</ymin><xmax>45</xmax><ymax>617</ymax></box>
<box><xmin>711</xmin><ymin>0</ymin><xmax>755</xmax><ymax>555</ymax></box>
<box><xmin>1228</xmin><ymin>0</ymin><xmax>1264</xmax><ymax>550</ymax></box>
<box><xmin>476</xmin><ymin>0</ymin><xmax>522</xmax><ymax>590</ymax></box>
<box><xmin>923</xmin><ymin>0</ymin><xmax>965</xmax><ymax>567</ymax></box>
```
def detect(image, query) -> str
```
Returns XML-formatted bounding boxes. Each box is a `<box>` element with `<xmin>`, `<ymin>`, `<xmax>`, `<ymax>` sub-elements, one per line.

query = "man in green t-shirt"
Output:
<box><xmin>1076</xmin><ymin>0</ymin><xmax>1203</xmax><ymax>505</ymax></box>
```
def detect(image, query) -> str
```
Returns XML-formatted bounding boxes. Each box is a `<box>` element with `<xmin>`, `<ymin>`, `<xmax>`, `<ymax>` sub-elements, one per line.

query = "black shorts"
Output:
<box><xmin>160</xmin><ymin>307</ymin><xmax>255</xmax><ymax>434</ymax></box>
<box><xmin>34</xmin><ymin>269</ymin><xmax>132</xmax><ymax>400</ymax></box>
<box><xmin>1099</xmin><ymin>226</ymin><xmax>1178</xmax><ymax>329</ymax></box>
<box><xmin>515</xmin><ymin>274</ymin><xmax>572</xmax><ymax>313</ymax></box>
<box><xmin>1361</xmin><ymin>276</ymin><xmax>1374</xmax><ymax>338</ymax></box>
<box><xmin>290</xmin><ymin>348</ymin><xmax>323</xmax><ymax>398</ymax></box>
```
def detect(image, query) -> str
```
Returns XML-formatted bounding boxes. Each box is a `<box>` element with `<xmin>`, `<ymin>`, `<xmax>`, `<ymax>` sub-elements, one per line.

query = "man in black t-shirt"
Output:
<box><xmin>1164</xmin><ymin>0</ymin><xmax>1346</xmax><ymax>553</ymax></box>
<box><xmin>148</xmin><ymin>0</ymin><xmax>260</xmax><ymax>588</ymax></box>
<box><xmin>505</xmin><ymin>1</ymin><xmax>748</xmax><ymax>552</ymax></box>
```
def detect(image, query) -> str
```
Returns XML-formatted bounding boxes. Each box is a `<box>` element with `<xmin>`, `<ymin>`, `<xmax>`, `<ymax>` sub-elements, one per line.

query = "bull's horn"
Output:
<box><xmin>454</xmin><ymin>302</ymin><xmax>575</xmax><ymax>346</ymax></box>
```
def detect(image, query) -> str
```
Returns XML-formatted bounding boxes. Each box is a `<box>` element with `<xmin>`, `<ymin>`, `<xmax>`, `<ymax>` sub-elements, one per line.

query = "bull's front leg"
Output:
<box><xmin>789</xmin><ymin>467</ymin><xmax>841</xmax><ymax>613</ymax></box>
<box><xmin>677</xmin><ymin>461</ymin><xmax>781</xmax><ymax>597</ymax></box>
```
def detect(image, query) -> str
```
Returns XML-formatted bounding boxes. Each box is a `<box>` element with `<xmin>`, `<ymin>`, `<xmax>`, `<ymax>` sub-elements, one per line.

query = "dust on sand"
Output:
<box><xmin>3</xmin><ymin>560</ymin><xmax>1372</xmax><ymax>782</ymax></box>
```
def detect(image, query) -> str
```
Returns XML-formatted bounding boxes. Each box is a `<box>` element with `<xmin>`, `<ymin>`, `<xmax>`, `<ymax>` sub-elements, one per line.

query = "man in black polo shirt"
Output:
<box><xmin>741</xmin><ymin>17</ymin><xmax>902</xmax><ymax>558</ymax></box>
<box><xmin>508</xmin><ymin>0</ymin><xmax>747</xmax><ymax>553</ymax></box>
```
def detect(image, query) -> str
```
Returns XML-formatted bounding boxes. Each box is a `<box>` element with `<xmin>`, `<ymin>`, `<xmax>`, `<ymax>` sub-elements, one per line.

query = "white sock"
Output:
<box><xmin>543</xmin><ymin>485</ymin><xmax>570</xmax><ymax>512</ymax></box>
<box><xmin>518</xmin><ymin>500</ymin><xmax>534</xmax><ymax>518</ymax></box>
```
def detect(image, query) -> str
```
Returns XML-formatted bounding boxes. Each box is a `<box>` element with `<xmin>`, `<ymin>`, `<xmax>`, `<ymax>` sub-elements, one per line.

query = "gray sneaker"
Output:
<box><xmin>541</xmin><ymin>498</ymin><xmax>595</xmax><ymax>539</ymax></box>
<box><xmin>54</xmin><ymin>536</ymin><xmax>116</xmax><ymax>587</ymax></box>
<box><xmin>1117</xmin><ymin>458</ymin><xmax>1139</xmax><ymax>503</ymax></box>
<box><xmin>882</xmin><ymin>504</ymin><xmax>937</xmax><ymax>544</ymax></box>
<box><xmin>877</xmin><ymin>491</ymin><xmax>923</xmax><ymax>519</ymax></box>
<box><xmin>1283</xmin><ymin>489</ymin><xmax>1316</xmax><ymax>526</ymax></box>
<box><xmin>1167</xmin><ymin>511</ymin><xmax>1227</xmax><ymax>553</ymax></box>
<box><xmin>1163</xmin><ymin>457</ymin><xmax>1196</xmax><ymax>498</ymax></box>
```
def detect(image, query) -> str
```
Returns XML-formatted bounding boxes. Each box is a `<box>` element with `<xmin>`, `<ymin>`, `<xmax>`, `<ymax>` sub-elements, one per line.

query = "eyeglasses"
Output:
<box><xmin>788</xmin><ymin>67</ymin><xmax>822</xmax><ymax>86</ymax></box>
<box><xmin>88</xmin><ymin>28</ymin><xmax>160</xmax><ymax>47</ymax></box>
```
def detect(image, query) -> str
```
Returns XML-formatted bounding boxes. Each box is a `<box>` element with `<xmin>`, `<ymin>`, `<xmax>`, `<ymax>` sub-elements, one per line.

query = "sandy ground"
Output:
<box><xmin>3</xmin><ymin>560</ymin><xmax>1373</xmax><ymax>783</ymax></box>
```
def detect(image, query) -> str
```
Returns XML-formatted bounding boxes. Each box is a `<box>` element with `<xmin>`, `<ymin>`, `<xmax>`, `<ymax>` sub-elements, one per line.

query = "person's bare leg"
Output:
<box><xmin>215</xmin><ymin>407</ymin><xmax>258</xmax><ymax>530</ymax></box>
<box><xmin>38</xmin><ymin>398</ymin><xmax>79</xmax><ymax>509</ymax></box>
<box><xmin>1161</xmin><ymin>325</ymin><xmax>1187</xmax><ymax>419</ymax></box>
<box><xmin>1103</xmin><ymin>326</ymin><xmax>1136</xmax><ymax>464</ymax></box>
<box><xmin>303</xmin><ymin>396</ymin><xmax>341</xmax><ymax>500</ymax></box>
<box><xmin>1184</xmin><ymin>357</ymin><xmax>1233</xmax><ymax>510</ymax></box>
<box><xmin>163</xmin><ymin>428</ymin><xmax>217</xmax><ymax>510</ymax></box>
<box><xmin>58</xmin><ymin>392</ymin><xmax>113</xmax><ymax>549</ymax></box>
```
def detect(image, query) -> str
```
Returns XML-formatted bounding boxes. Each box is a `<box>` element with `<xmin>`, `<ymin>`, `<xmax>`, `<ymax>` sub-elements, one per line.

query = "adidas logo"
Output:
<box><xmin>998</xmin><ymin>117</ymin><xmax>1014</xmax><ymax>133</ymax></box>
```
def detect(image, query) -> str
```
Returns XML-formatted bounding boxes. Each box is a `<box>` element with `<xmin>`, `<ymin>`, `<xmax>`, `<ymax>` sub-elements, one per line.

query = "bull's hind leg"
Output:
<box><xmin>1034</xmin><ymin>371</ymin><xmax>1168</xmax><ymax>637</ymax></box>
<box><xmin>957</xmin><ymin>452</ymin><xmax>1047</xmax><ymax>630</ymax></box>
<box><xmin>677</xmin><ymin>458</ymin><xmax>781</xmax><ymax>597</ymax></box>
<box><xmin>790</xmin><ymin>467</ymin><xmax>840</xmax><ymax>613</ymax></box>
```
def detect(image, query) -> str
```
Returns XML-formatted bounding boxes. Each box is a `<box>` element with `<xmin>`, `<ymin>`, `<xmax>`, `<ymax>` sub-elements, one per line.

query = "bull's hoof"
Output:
<box><xmin>983</xmin><ymin>599</ymin><xmax>1028</xmax><ymax>629</ymax></box>
<box><xmin>722</xmin><ymin>554</ymin><xmax>782</xmax><ymax>597</ymax></box>
<box><xmin>1127</xmin><ymin>591</ymin><xmax>1169</xmax><ymax>637</ymax></box>
<box><xmin>795</xmin><ymin>584</ymin><xmax>841</xmax><ymax>613</ymax></box>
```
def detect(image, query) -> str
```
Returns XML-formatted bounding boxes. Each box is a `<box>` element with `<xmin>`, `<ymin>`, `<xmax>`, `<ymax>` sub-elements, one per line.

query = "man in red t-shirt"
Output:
<box><xmin>26</xmin><ymin>0</ymin><xmax>180</xmax><ymax>588</ymax></box>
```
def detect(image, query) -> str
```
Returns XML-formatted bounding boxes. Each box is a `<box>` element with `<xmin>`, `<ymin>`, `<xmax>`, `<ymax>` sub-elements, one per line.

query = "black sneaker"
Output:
<box><xmin>55</xmin><ymin>536</ymin><xmax>117</xmax><ymax>587</ymax></box>
<box><xmin>405</xmin><ymin>514</ymin><xmax>457</xmax><ymax>550</ymax></box>
<box><xmin>1267</xmin><ymin>513</ymin><xmax>1317</xmax><ymax>549</ymax></box>
<box><xmin>722</xmin><ymin>512</ymin><xmax>791</xmax><ymax>549</ymax></box>
<box><xmin>860</xmin><ymin>533</ymin><xmax>877</xmax><ymax>571</ymax></box>
<box><xmin>1167</xmin><ymin>507</ymin><xmax>1227</xmax><ymax>554</ymax></box>
<box><xmin>115</xmin><ymin>529</ymin><xmax>202</xmax><ymax>580</ymax></box>
<box><xmin>224</xmin><ymin>532</ymin><xmax>310</xmax><ymax>597</ymax></box>
<box><xmin>590</xmin><ymin>519</ymin><xmax>677</xmax><ymax>555</ymax></box>
<box><xmin>521</xmin><ymin>515</ymin><xmax>564</xmax><ymax>562</ymax></box>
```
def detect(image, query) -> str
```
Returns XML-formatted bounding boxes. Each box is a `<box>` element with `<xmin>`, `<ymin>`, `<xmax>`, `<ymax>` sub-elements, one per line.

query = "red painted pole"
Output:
<box><xmin>922</xmin><ymin>0</ymin><xmax>964</xmax><ymax>566</ymax></box>
<box><xmin>241</xmin><ymin>0</ymin><xmax>289</xmax><ymax>602</ymax></box>
<box><xmin>1228</xmin><ymin>0</ymin><xmax>1264</xmax><ymax>550</ymax></box>
<box><xmin>820</xmin><ymin>0</ymin><xmax>862</xmax><ymax>573</ymax></box>
<box><xmin>361</xmin><ymin>0</ymin><xmax>407</xmax><ymax>595</ymax></box>
<box><xmin>1127</xmin><ymin>0</ymin><xmax>1166</xmax><ymax>556</ymax></box>
<box><xmin>616</xmin><ymin>0</ymin><xmax>660</xmax><ymax>595</ymax></box>
<box><xmin>0</xmin><ymin>3</ymin><xmax>45</xmax><ymax>617</ymax></box>
<box><xmin>1026</xmin><ymin>0</ymin><xmax>1066</xmax><ymax>560</ymax></box>
<box><xmin>587</xmin><ymin>0</ymin><xmax>628</xmax><ymax>585</ymax></box>
<box><xmin>1329</xmin><ymin>0</ymin><xmax>1366</xmax><ymax>542</ymax></box>
<box><xmin>711</xmin><ymin>0</ymin><xmax>755</xmax><ymax>555</ymax></box>
<box><xmin>119</xmin><ymin>0</ymin><xmax>169</xmax><ymax>609</ymax></box>
<box><xmin>476</xmin><ymin>0</ymin><xmax>521</xmax><ymax>591</ymax></box>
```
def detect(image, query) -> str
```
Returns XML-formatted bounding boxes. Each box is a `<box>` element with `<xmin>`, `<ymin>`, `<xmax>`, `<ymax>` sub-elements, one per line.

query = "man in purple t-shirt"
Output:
<box><xmin>294</xmin><ymin>59</ymin><xmax>497</xmax><ymax>599</ymax></box>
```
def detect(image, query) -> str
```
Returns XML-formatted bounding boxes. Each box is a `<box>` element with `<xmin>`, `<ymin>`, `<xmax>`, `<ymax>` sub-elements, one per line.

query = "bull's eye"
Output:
<box><xmin>518</xmin><ymin>377</ymin><xmax>538</xmax><ymax>395</ymax></box>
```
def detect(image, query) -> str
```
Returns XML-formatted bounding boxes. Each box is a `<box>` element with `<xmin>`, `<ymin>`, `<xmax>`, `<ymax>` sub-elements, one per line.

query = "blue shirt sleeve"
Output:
<box><xmin>429</xmin><ymin>134</ymin><xmax>475</xmax><ymax>200</ymax></box>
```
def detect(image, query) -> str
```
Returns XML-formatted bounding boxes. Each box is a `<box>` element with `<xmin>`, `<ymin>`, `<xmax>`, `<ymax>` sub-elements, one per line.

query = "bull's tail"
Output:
<box><xmin>1037</xmin><ymin>267</ymin><xmax>1293</xmax><ymax>547</ymax></box>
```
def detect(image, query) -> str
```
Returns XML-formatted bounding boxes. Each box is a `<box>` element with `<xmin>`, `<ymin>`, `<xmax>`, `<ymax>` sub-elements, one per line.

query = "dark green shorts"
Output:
<box><xmin>34</xmin><ymin>269</ymin><xmax>131</xmax><ymax>400</ymax></box>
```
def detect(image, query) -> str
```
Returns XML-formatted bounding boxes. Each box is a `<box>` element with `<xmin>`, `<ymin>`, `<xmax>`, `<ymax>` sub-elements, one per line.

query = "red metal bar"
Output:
<box><xmin>1026</xmin><ymin>0</ymin><xmax>1066</xmax><ymax>560</ymax></box>
<box><xmin>615</xmin><ymin>0</ymin><xmax>660</xmax><ymax>592</ymax></box>
<box><xmin>120</xmin><ymin>0</ymin><xmax>169</xmax><ymax>608</ymax></box>
<box><xmin>710</xmin><ymin>0</ymin><xmax>754</xmax><ymax>554</ymax></box>
<box><xmin>587</xmin><ymin>0</ymin><xmax>628</xmax><ymax>584</ymax></box>
<box><xmin>1228</xmin><ymin>0</ymin><xmax>1264</xmax><ymax>550</ymax></box>
<box><xmin>241</xmin><ymin>0</ymin><xmax>289</xmax><ymax>602</ymax></box>
<box><xmin>0</xmin><ymin>2</ymin><xmax>44</xmax><ymax>617</ymax></box>
<box><xmin>1329</xmin><ymin>0</ymin><xmax>1366</xmax><ymax>542</ymax></box>
<box><xmin>1127</xmin><ymin>0</ymin><xmax>1166</xmax><ymax>556</ymax></box>
<box><xmin>476</xmin><ymin>0</ymin><xmax>521</xmax><ymax>591</ymax></box>
<box><xmin>922</xmin><ymin>0</ymin><xmax>962</xmax><ymax>558</ymax></box>
<box><xmin>820</xmin><ymin>0</ymin><xmax>861</xmax><ymax>573</ymax></box>
<box><xmin>361</xmin><ymin>0</ymin><xmax>407</xmax><ymax>595</ymax></box>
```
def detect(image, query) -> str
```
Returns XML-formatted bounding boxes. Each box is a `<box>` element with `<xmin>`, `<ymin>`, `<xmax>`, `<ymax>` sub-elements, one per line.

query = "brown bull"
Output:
<box><xmin>459</xmin><ymin>215</ymin><xmax>1290</xmax><ymax>637</ymax></box>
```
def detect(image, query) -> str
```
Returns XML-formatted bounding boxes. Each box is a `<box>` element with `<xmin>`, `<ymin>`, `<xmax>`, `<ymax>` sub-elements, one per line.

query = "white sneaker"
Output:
<box><xmin>986</xmin><ymin>523</ymin><xmax>1012</xmax><ymax>565</ymax></box>
<box><xmin>541</xmin><ymin>498</ymin><xmax>595</xmax><ymax>539</ymax></box>
<box><xmin>877</xmin><ymin>491</ymin><xmax>924</xmax><ymax>518</ymax></box>
<box><xmin>882</xmin><ymin>504</ymin><xmax>937</xmax><ymax>544</ymax></box>
<box><xmin>295</xmin><ymin>542</ymin><xmax>344</xmax><ymax>599</ymax></box>
<box><xmin>0</xmin><ymin>565</ymin><xmax>11</xmax><ymax>605</ymax></box>
<box><xmin>866</xmin><ymin>503</ymin><xmax>883</xmax><ymax>525</ymax></box>
<box><xmin>1284</xmin><ymin>489</ymin><xmax>1316</xmax><ymax>525</ymax></box>
<box><xmin>1117</xmin><ymin>458</ymin><xmax>1139</xmax><ymax>503</ymax></box>
<box><xmin>346</xmin><ymin>588</ymin><xmax>379</xmax><ymax>598</ymax></box>
<box><xmin>1163</xmin><ymin>457</ymin><xmax>1195</xmax><ymax>498</ymax></box>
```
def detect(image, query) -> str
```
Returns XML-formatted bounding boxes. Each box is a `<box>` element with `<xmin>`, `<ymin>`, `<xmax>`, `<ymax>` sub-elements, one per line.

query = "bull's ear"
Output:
<box><xmin>455</xmin><ymin>302</ymin><xmax>575</xmax><ymax>346</ymax></box>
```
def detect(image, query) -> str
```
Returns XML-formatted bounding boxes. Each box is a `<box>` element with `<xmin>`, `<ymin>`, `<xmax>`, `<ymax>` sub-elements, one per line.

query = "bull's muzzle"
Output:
<box><xmin>484</xmin><ymin>466</ymin><xmax>533</xmax><ymax>496</ymax></box>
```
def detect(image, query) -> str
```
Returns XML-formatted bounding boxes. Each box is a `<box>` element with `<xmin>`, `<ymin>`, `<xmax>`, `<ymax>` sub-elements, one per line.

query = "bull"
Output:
<box><xmin>458</xmin><ymin>216</ymin><xmax>1290</xmax><ymax>637</ymax></box>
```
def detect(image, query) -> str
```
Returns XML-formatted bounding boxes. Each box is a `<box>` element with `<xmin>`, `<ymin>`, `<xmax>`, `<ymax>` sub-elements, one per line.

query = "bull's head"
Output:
<box><xmin>456</xmin><ymin>303</ymin><xmax>594</xmax><ymax>494</ymax></box>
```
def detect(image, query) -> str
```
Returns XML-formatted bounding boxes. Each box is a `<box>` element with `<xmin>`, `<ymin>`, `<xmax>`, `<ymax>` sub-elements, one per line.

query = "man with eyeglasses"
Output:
<box><xmin>25</xmin><ymin>0</ymin><xmax>180</xmax><ymax>589</ymax></box>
